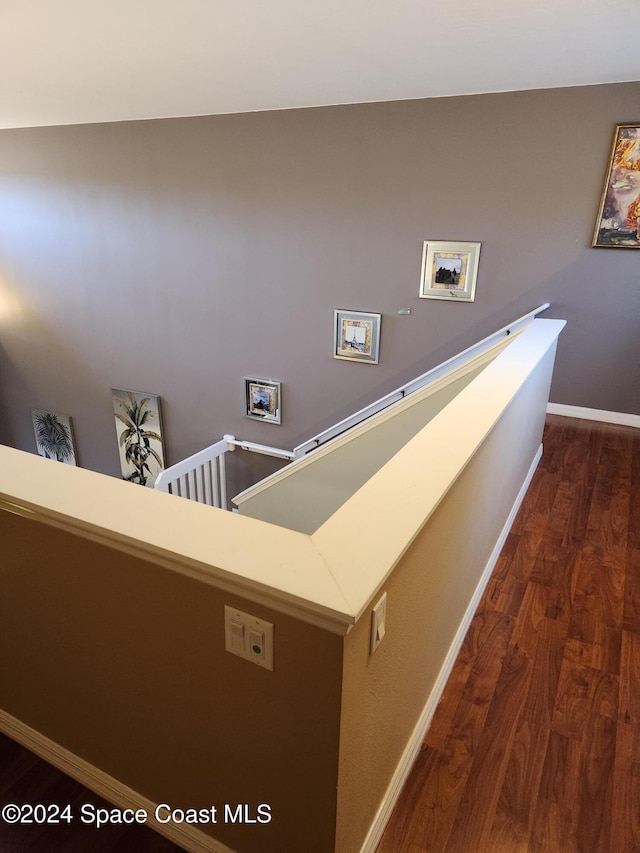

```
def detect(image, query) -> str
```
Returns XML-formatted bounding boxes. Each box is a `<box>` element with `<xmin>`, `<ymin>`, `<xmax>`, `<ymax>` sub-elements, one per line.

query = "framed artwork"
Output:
<box><xmin>333</xmin><ymin>310</ymin><xmax>381</xmax><ymax>364</ymax></box>
<box><xmin>245</xmin><ymin>377</ymin><xmax>282</xmax><ymax>424</ymax></box>
<box><xmin>593</xmin><ymin>124</ymin><xmax>640</xmax><ymax>248</ymax></box>
<box><xmin>112</xmin><ymin>389</ymin><xmax>165</xmax><ymax>487</ymax></box>
<box><xmin>419</xmin><ymin>241</ymin><xmax>481</xmax><ymax>302</ymax></box>
<box><xmin>32</xmin><ymin>409</ymin><xmax>77</xmax><ymax>465</ymax></box>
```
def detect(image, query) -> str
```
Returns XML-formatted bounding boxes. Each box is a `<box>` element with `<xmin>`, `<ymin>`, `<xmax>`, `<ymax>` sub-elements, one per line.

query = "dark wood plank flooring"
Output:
<box><xmin>378</xmin><ymin>415</ymin><xmax>640</xmax><ymax>852</ymax></box>
<box><xmin>1</xmin><ymin>416</ymin><xmax>638</xmax><ymax>852</ymax></box>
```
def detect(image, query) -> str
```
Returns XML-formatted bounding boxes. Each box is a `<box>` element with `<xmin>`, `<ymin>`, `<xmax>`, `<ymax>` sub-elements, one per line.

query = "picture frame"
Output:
<box><xmin>112</xmin><ymin>389</ymin><xmax>166</xmax><ymax>487</ymax></box>
<box><xmin>592</xmin><ymin>124</ymin><xmax>640</xmax><ymax>248</ymax></box>
<box><xmin>333</xmin><ymin>310</ymin><xmax>381</xmax><ymax>365</ymax></box>
<box><xmin>419</xmin><ymin>241</ymin><xmax>481</xmax><ymax>302</ymax></box>
<box><xmin>245</xmin><ymin>377</ymin><xmax>282</xmax><ymax>424</ymax></box>
<box><xmin>32</xmin><ymin>409</ymin><xmax>78</xmax><ymax>465</ymax></box>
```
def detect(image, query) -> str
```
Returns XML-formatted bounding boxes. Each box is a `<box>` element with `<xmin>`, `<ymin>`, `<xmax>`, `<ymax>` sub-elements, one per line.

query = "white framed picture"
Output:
<box><xmin>333</xmin><ymin>310</ymin><xmax>381</xmax><ymax>364</ymax></box>
<box><xmin>419</xmin><ymin>241</ymin><xmax>481</xmax><ymax>302</ymax></box>
<box><xmin>245</xmin><ymin>377</ymin><xmax>282</xmax><ymax>424</ymax></box>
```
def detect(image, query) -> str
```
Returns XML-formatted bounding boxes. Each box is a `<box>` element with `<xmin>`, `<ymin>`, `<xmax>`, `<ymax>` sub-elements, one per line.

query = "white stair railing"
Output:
<box><xmin>155</xmin><ymin>435</ymin><xmax>296</xmax><ymax>509</ymax></box>
<box><xmin>154</xmin><ymin>436</ymin><xmax>233</xmax><ymax>509</ymax></box>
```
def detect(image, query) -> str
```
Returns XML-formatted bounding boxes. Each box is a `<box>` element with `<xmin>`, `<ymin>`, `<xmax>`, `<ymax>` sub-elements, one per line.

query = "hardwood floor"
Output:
<box><xmin>378</xmin><ymin>415</ymin><xmax>640</xmax><ymax>853</ymax></box>
<box><xmin>1</xmin><ymin>415</ymin><xmax>638</xmax><ymax>852</ymax></box>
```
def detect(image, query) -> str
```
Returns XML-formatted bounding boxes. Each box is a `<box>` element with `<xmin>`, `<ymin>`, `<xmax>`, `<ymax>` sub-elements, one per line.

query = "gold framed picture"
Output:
<box><xmin>593</xmin><ymin>124</ymin><xmax>640</xmax><ymax>248</ymax></box>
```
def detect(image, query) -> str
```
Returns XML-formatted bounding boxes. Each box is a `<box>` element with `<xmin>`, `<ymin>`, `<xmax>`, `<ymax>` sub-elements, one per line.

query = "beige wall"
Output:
<box><xmin>0</xmin><ymin>509</ymin><xmax>344</xmax><ymax>853</ymax></box>
<box><xmin>0</xmin><ymin>83</ymin><xmax>637</xmax><ymax>491</ymax></box>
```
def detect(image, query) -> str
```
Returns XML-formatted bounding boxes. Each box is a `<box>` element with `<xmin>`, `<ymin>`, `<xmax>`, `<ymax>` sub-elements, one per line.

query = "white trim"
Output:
<box><xmin>547</xmin><ymin>403</ymin><xmax>640</xmax><ymax>429</ymax></box>
<box><xmin>0</xmin><ymin>710</ymin><xmax>235</xmax><ymax>853</ymax></box>
<box><xmin>0</xmin><ymin>483</ymin><xmax>356</xmax><ymax>637</ymax></box>
<box><xmin>358</xmin><ymin>443</ymin><xmax>543</xmax><ymax>853</ymax></box>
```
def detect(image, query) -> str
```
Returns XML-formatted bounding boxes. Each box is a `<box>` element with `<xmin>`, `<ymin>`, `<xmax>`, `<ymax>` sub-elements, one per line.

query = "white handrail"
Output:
<box><xmin>292</xmin><ymin>303</ymin><xmax>550</xmax><ymax>457</ymax></box>
<box><xmin>224</xmin><ymin>436</ymin><xmax>295</xmax><ymax>461</ymax></box>
<box><xmin>155</xmin><ymin>303</ymin><xmax>551</xmax><ymax>509</ymax></box>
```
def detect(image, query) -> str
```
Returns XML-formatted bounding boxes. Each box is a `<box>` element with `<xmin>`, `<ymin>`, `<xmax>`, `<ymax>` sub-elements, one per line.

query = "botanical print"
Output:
<box><xmin>112</xmin><ymin>389</ymin><xmax>165</xmax><ymax>487</ymax></box>
<box><xmin>593</xmin><ymin>125</ymin><xmax>640</xmax><ymax>248</ymax></box>
<box><xmin>32</xmin><ymin>410</ymin><xmax>77</xmax><ymax>465</ymax></box>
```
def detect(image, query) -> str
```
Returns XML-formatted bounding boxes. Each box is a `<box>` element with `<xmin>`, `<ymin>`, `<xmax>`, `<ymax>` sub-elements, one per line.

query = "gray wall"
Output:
<box><xmin>0</xmin><ymin>83</ymin><xmax>638</xmax><ymax>483</ymax></box>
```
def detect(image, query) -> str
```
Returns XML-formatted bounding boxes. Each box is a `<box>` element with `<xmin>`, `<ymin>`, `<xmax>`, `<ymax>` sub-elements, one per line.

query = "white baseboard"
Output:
<box><xmin>547</xmin><ymin>403</ymin><xmax>640</xmax><ymax>429</ymax></box>
<box><xmin>0</xmin><ymin>710</ymin><xmax>234</xmax><ymax>853</ymax></box>
<box><xmin>358</xmin><ymin>442</ymin><xmax>543</xmax><ymax>853</ymax></box>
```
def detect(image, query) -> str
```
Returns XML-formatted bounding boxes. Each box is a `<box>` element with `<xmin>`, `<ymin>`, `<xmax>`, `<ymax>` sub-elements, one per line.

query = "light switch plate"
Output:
<box><xmin>370</xmin><ymin>592</ymin><xmax>387</xmax><ymax>655</ymax></box>
<box><xmin>224</xmin><ymin>605</ymin><xmax>274</xmax><ymax>671</ymax></box>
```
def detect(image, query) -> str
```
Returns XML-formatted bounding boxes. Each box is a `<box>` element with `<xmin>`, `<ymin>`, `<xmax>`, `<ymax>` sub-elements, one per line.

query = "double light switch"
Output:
<box><xmin>224</xmin><ymin>605</ymin><xmax>274</xmax><ymax>671</ymax></box>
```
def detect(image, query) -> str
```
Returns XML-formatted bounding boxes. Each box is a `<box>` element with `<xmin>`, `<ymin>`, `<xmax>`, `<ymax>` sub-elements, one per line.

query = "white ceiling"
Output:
<box><xmin>1</xmin><ymin>0</ymin><xmax>638</xmax><ymax>130</ymax></box>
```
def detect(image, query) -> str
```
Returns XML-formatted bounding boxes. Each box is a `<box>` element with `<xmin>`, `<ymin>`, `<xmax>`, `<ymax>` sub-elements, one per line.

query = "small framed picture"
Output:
<box><xmin>245</xmin><ymin>377</ymin><xmax>282</xmax><ymax>424</ymax></box>
<box><xmin>333</xmin><ymin>310</ymin><xmax>381</xmax><ymax>364</ymax></box>
<box><xmin>32</xmin><ymin>409</ymin><xmax>78</xmax><ymax>465</ymax></box>
<box><xmin>593</xmin><ymin>124</ymin><xmax>640</xmax><ymax>248</ymax></box>
<box><xmin>419</xmin><ymin>241</ymin><xmax>481</xmax><ymax>302</ymax></box>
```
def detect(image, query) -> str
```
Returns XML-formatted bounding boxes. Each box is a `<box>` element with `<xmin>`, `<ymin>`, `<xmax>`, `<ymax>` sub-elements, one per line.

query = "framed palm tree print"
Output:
<box><xmin>32</xmin><ymin>409</ymin><xmax>78</xmax><ymax>465</ymax></box>
<box><xmin>112</xmin><ymin>389</ymin><xmax>166</xmax><ymax>487</ymax></box>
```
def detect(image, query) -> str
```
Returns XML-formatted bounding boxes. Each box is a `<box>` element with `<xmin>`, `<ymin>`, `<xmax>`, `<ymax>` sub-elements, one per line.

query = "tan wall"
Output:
<box><xmin>0</xmin><ymin>510</ymin><xmax>344</xmax><ymax>853</ymax></box>
<box><xmin>334</xmin><ymin>347</ymin><xmax>556</xmax><ymax>852</ymax></box>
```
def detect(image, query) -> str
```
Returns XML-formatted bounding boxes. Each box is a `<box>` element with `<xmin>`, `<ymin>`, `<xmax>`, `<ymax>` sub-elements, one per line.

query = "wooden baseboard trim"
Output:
<box><xmin>358</xmin><ymin>443</ymin><xmax>543</xmax><ymax>853</ymax></box>
<box><xmin>547</xmin><ymin>403</ymin><xmax>640</xmax><ymax>429</ymax></box>
<box><xmin>0</xmin><ymin>710</ymin><xmax>234</xmax><ymax>853</ymax></box>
